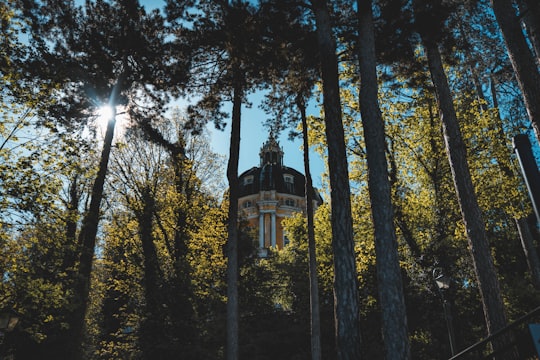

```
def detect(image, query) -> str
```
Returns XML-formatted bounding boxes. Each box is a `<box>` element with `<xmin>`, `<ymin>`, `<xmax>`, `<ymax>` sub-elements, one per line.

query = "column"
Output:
<box><xmin>259</xmin><ymin>213</ymin><xmax>265</xmax><ymax>248</ymax></box>
<box><xmin>271</xmin><ymin>212</ymin><xmax>276</xmax><ymax>248</ymax></box>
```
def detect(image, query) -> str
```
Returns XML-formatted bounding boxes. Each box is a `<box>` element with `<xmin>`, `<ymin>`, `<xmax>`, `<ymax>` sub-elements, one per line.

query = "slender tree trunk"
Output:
<box><xmin>490</xmin><ymin>74</ymin><xmax>540</xmax><ymax>288</ymax></box>
<box><xmin>518</xmin><ymin>0</ymin><xmax>540</xmax><ymax>65</ymax></box>
<box><xmin>138</xmin><ymin>187</ymin><xmax>167</xmax><ymax>359</ymax></box>
<box><xmin>62</xmin><ymin>174</ymin><xmax>80</xmax><ymax>273</ymax></box>
<box><xmin>471</xmin><ymin>67</ymin><xmax>488</xmax><ymax>112</ymax></box>
<box><xmin>310</xmin><ymin>1</ymin><xmax>361</xmax><ymax>359</ymax></box>
<box><xmin>226</xmin><ymin>74</ymin><xmax>242</xmax><ymax>360</ymax></box>
<box><xmin>357</xmin><ymin>0</ymin><xmax>410</xmax><ymax>358</ymax></box>
<box><xmin>457</xmin><ymin>23</ymin><xmax>488</xmax><ymax>113</ymax></box>
<box><xmin>426</xmin><ymin>98</ymin><xmax>450</xmax><ymax>254</ymax></box>
<box><xmin>387</xmin><ymin>139</ymin><xmax>422</xmax><ymax>259</ymax></box>
<box><xmin>491</xmin><ymin>0</ymin><xmax>540</xmax><ymax>144</ymax></box>
<box><xmin>170</xmin><ymin>147</ymin><xmax>196</xmax><ymax>351</ymax></box>
<box><xmin>489</xmin><ymin>75</ymin><xmax>514</xmax><ymax>178</ymax></box>
<box><xmin>65</xmin><ymin>174</ymin><xmax>79</xmax><ymax>244</ymax></box>
<box><xmin>515</xmin><ymin>217</ymin><xmax>540</xmax><ymax>289</ymax></box>
<box><xmin>69</xmin><ymin>109</ymin><xmax>116</xmax><ymax>359</ymax></box>
<box><xmin>298</xmin><ymin>98</ymin><xmax>322</xmax><ymax>360</ymax></box>
<box><xmin>423</xmin><ymin>39</ymin><xmax>514</xmax><ymax>358</ymax></box>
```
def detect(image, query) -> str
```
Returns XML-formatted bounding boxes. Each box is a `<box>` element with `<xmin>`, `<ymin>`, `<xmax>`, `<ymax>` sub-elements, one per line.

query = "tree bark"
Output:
<box><xmin>490</xmin><ymin>74</ymin><xmax>540</xmax><ymax>290</ymax></box>
<box><xmin>309</xmin><ymin>1</ymin><xmax>361</xmax><ymax>359</ymax></box>
<box><xmin>226</xmin><ymin>74</ymin><xmax>242</xmax><ymax>360</ymax></box>
<box><xmin>423</xmin><ymin>39</ymin><xmax>514</xmax><ymax>358</ymax></box>
<box><xmin>138</xmin><ymin>187</ymin><xmax>167</xmax><ymax>359</ymax></box>
<box><xmin>519</xmin><ymin>0</ymin><xmax>540</xmax><ymax>65</ymax></box>
<box><xmin>298</xmin><ymin>98</ymin><xmax>322</xmax><ymax>360</ymax></box>
<box><xmin>357</xmin><ymin>0</ymin><xmax>411</xmax><ymax>358</ymax></box>
<box><xmin>69</xmin><ymin>108</ymin><xmax>117</xmax><ymax>360</ymax></box>
<box><xmin>491</xmin><ymin>0</ymin><xmax>540</xmax><ymax>144</ymax></box>
<box><xmin>515</xmin><ymin>217</ymin><xmax>540</xmax><ymax>289</ymax></box>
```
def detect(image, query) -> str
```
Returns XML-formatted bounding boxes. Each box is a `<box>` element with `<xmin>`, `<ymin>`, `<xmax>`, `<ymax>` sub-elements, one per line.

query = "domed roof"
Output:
<box><xmin>238</xmin><ymin>134</ymin><xmax>307</xmax><ymax>198</ymax></box>
<box><xmin>239</xmin><ymin>165</ymin><xmax>306</xmax><ymax>197</ymax></box>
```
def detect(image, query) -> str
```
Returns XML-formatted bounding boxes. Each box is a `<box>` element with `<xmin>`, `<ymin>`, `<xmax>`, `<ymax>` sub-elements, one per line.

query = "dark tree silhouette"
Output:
<box><xmin>16</xmin><ymin>1</ymin><xmax>187</xmax><ymax>357</ymax></box>
<box><xmin>309</xmin><ymin>1</ymin><xmax>362</xmax><ymax>359</ymax></box>
<box><xmin>357</xmin><ymin>0</ymin><xmax>411</xmax><ymax>358</ymax></box>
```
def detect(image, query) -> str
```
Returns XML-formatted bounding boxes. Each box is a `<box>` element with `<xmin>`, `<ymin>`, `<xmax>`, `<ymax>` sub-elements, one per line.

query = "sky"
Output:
<box><xmin>202</xmin><ymin>94</ymin><xmax>327</xmax><ymax>189</ymax></box>
<box><xmin>135</xmin><ymin>1</ymin><xmax>328</xmax><ymax>189</ymax></box>
<box><xmin>89</xmin><ymin>0</ymin><xmax>328</xmax><ymax>188</ymax></box>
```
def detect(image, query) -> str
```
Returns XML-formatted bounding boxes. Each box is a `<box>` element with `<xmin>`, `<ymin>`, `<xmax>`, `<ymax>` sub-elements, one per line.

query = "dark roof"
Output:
<box><xmin>238</xmin><ymin>164</ymin><xmax>306</xmax><ymax>198</ymax></box>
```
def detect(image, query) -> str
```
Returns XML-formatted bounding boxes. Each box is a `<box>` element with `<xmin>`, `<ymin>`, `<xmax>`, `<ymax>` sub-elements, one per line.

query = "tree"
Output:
<box><xmin>95</xmin><ymin>214</ymin><xmax>142</xmax><ymax>360</ymax></box>
<box><xmin>0</xmin><ymin>135</ymin><xmax>95</xmax><ymax>358</ymax></box>
<box><xmin>165</xmin><ymin>2</ymin><xmax>274</xmax><ymax>358</ymax></box>
<box><xmin>413</xmin><ymin>1</ymin><xmax>512</xmax><ymax>356</ymax></box>
<box><xmin>16</xmin><ymin>1</ymin><xmax>188</xmax><ymax>356</ymax></box>
<box><xmin>491</xmin><ymin>0</ymin><xmax>540</xmax><ymax>144</ymax></box>
<box><xmin>517</xmin><ymin>0</ymin><xmax>540</xmax><ymax>65</ymax></box>
<box><xmin>309</xmin><ymin>1</ymin><xmax>361</xmax><ymax>358</ymax></box>
<box><xmin>356</xmin><ymin>0</ymin><xmax>410</xmax><ymax>358</ymax></box>
<box><xmin>258</xmin><ymin>5</ymin><xmax>323</xmax><ymax>354</ymax></box>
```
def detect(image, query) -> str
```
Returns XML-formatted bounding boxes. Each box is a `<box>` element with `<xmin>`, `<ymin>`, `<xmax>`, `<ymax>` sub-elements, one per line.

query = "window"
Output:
<box><xmin>243</xmin><ymin>176</ymin><xmax>254</xmax><ymax>186</ymax></box>
<box><xmin>283</xmin><ymin>235</ymin><xmax>290</xmax><ymax>247</ymax></box>
<box><xmin>283</xmin><ymin>174</ymin><xmax>294</xmax><ymax>192</ymax></box>
<box><xmin>285</xmin><ymin>198</ymin><xmax>295</xmax><ymax>207</ymax></box>
<box><xmin>243</xmin><ymin>200</ymin><xmax>252</xmax><ymax>208</ymax></box>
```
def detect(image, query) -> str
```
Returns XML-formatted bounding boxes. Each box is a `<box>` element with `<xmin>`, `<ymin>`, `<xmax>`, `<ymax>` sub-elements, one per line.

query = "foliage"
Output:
<box><xmin>1</xmin><ymin>0</ymin><xmax>540</xmax><ymax>359</ymax></box>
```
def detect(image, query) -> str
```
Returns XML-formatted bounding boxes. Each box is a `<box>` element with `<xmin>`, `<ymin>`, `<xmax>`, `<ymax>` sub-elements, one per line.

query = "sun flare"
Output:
<box><xmin>96</xmin><ymin>105</ymin><xmax>114</xmax><ymax>126</ymax></box>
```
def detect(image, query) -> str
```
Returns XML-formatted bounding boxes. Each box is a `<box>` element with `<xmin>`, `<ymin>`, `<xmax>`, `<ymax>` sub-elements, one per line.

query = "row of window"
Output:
<box><xmin>242</xmin><ymin>198</ymin><xmax>298</xmax><ymax>208</ymax></box>
<box><xmin>242</xmin><ymin>174</ymin><xmax>295</xmax><ymax>186</ymax></box>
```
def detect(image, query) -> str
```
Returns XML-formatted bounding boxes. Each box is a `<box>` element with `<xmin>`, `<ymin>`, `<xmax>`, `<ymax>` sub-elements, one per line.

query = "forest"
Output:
<box><xmin>1</xmin><ymin>0</ymin><xmax>540</xmax><ymax>359</ymax></box>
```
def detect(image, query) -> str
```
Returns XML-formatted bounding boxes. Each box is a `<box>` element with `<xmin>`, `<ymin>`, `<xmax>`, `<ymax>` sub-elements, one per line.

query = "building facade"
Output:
<box><xmin>238</xmin><ymin>135</ymin><xmax>322</xmax><ymax>255</ymax></box>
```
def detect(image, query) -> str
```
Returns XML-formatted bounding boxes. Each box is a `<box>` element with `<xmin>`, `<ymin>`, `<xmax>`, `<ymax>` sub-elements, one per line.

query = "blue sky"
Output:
<box><xmin>204</xmin><ymin>93</ymin><xmax>326</xmax><ymax>188</ymax></box>
<box><xmin>136</xmin><ymin>0</ymin><xmax>327</xmax><ymax>188</ymax></box>
<box><xmin>79</xmin><ymin>0</ymin><xmax>327</xmax><ymax>188</ymax></box>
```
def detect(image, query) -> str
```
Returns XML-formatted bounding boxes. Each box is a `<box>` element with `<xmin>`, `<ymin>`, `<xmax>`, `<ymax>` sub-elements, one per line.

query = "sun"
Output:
<box><xmin>96</xmin><ymin>105</ymin><xmax>114</xmax><ymax>126</ymax></box>
<box><xmin>91</xmin><ymin>104</ymin><xmax>131</xmax><ymax>140</ymax></box>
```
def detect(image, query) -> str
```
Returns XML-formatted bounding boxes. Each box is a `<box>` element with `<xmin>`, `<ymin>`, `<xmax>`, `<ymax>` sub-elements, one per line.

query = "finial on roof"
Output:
<box><xmin>260</xmin><ymin>132</ymin><xmax>283</xmax><ymax>166</ymax></box>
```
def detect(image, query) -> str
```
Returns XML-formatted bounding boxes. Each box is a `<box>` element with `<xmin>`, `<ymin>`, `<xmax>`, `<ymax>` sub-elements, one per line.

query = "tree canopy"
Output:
<box><xmin>1</xmin><ymin>0</ymin><xmax>540</xmax><ymax>359</ymax></box>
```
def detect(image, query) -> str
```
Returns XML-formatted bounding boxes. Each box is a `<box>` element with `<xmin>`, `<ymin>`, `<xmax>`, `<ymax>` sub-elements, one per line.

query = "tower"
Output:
<box><xmin>238</xmin><ymin>134</ymin><xmax>322</xmax><ymax>256</ymax></box>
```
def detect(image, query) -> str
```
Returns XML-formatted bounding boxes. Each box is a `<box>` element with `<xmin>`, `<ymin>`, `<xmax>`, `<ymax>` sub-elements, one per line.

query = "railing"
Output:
<box><xmin>450</xmin><ymin>306</ymin><xmax>540</xmax><ymax>359</ymax></box>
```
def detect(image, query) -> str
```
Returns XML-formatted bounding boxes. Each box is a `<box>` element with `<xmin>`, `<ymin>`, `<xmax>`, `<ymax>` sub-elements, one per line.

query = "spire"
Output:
<box><xmin>259</xmin><ymin>132</ymin><xmax>283</xmax><ymax>166</ymax></box>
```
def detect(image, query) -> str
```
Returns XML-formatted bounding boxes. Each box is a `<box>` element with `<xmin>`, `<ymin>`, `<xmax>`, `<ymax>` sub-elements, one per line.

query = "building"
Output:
<box><xmin>238</xmin><ymin>135</ymin><xmax>322</xmax><ymax>255</ymax></box>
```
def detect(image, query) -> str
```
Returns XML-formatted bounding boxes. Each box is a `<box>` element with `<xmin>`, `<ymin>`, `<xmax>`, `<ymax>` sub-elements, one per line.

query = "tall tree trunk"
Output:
<box><xmin>309</xmin><ymin>1</ymin><xmax>361</xmax><ymax>359</ymax></box>
<box><xmin>518</xmin><ymin>0</ymin><xmax>540</xmax><ymax>65</ymax></box>
<box><xmin>226</xmin><ymin>74</ymin><xmax>242</xmax><ymax>360</ymax></box>
<box><xmin>457</xmin><ymin>22</ymin><xmax>488</xmax><ymax>113</ymax></box>
<box><xmin>471</xmin><ymin>67</ymin><xmax>488</xmax><ymax>112</ymax></box>
<box><xmin>137</xmin><ymin>118</ymin><xmax>197</xmax><ymax>356</ymax></box>
<box><xmin>357</xmin><ymin>0</ymin><xmax>410</xmax><ymax>358</ymax></box>
<box><xmin>298</xmin><ymin>97</ymin><xmax>322</xmax><ymax>360</ymax></box>
<box><xmin>515</xmin><ymin>217</ymin><xmax>540</xmax><ymax>289</ymax></box>
<box><xmin>489</xmin><ymin>75</ymin><xmax>514</xmax><ymax>178</ymax></box>
<box><xmin>423</xmin><ymin>39</ymin><xmax>514</xmax><ymax>358</ymax></box>
<box><xmin>490</xmin><ymin>74</ymin><xmax>540</xmax><ymax>289</ymax></box>
<box><xmin>426</xmin><ymin>97</ymin><xmax>452</xmax><ymax>259</ymax></box>
<box><xmin>138</xmin><ymin>187</ymin><xmax>167</xmax><ymax>359</ymax></box>
<box><xmin>387</xmin><ymin>139</ymin><xmax>422</xmax><ymax>259</ymax></box>
<box><xmin>170</xmin><ymin>147</ymin><xmax>197</xmax><ymax>352</ymax></box>
<box><xmin>62</xmin><ymin>174</ymin><xmax>80</xmax><ymax>273</ymax></box>
<box><xmin>491</xmin><ymin>0</ymin><xmax>540</xmax><ymax>144</ymax></box>
<box><xmin>70</xmin><ymin>108</ymin><xmax>117</xmax><ymax>360</ymax></box>
<box><xmin>65</xmin><ymin>174</ymin><xmax>79</xmax><ymax>245</ymax></box>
